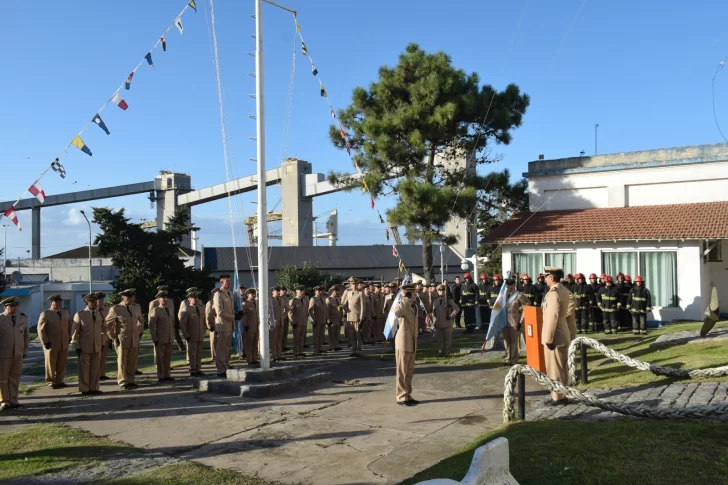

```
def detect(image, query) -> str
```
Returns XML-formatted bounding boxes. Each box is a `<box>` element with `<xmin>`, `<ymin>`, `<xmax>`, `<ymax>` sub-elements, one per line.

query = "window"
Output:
<box><xmin>704</xmin><ymin>241</ymin><xmax>722</xmax><ymax>263</ymax></box>
<box><xmin>602</xmin><ymin>252</ymin><xmax>638</xmax><ymax>278</ymax></box>
<box><xmin>640</xmin><ymin>252</ymin><xmax>677</xmax><ymax>307</ymax></box>
<box><xmin>545</xmin><ymin>253</ymin><xmax>576</xmax><ymax>275</ymax></box>
<box><xmin>513</xmin><ymin>253</ymin><xmax>542</xmax><ymax>280</ymax></box>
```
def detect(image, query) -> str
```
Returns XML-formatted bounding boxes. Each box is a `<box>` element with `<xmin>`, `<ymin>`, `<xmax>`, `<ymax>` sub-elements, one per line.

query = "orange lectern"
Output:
<box><xmin>524</xmin><ymin>305</ymin><xmax>546</xmax><ymax>373</ymax></box>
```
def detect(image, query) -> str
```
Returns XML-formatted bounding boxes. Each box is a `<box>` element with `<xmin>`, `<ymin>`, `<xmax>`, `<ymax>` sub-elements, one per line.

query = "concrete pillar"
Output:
<box><xmin>155</xmin><ymin>171</ymin><xmax>192</xmax><ymax>248</ymax></box>
<box><xmin>281</xmin><ymin>158</ymin><xmax>313</xmax><ymax>247</ymax></box>
<box><xmin>32</xmin><ymin>206</ymin><xmax>41</xmax><ymax>259</ymax></box>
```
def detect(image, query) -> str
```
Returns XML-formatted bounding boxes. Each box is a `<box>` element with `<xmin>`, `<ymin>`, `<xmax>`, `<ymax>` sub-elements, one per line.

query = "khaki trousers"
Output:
<box><xmin>117</xmin><ymin>346</ymin><xmax>139</xmax><ymax>386</ymax></box>
<box><xmin>215</xmin><ymin>331</ymin><xmax>232</xmax><ymax>374</ymax></box>
<box><xmin>0</xmin><ymin>356</ymin><xmax>23</xmax><ymax>405</ymax></box>
<box><xmin>244</xmin><ymin>329</ymin><xmax>259</xmax><ymax>364</ymax></box>
<box><xmin>361</xmin><ymin>318</ymin><xmax>371</xmax><ymax>344</ymax></box>
<box><xmin>347</xmin><ymin>321</ymin><xmax>362</xmax><ymax>353</ymax></box>
<box><xmin>269</xmin><ymin>326</ymin><xmax>281</xmax><ymax>359</ymax></box>
<box><xmin>154</xmin><ymin>343</ymin><xmax>173</xmax><ymax>380</ymax></box>
<box><xmin>99</xmin><ymin>340</ymin><xmax>109</xmax><ymax>377</ymax></box>
<box><xmin>502</xmin><ymin>326</ymin><xmax>520</xmax><ymax>365</ymax></box>
<box><xmin>293</xmin><ymin>324</ymin><xmax>306</xmax><ymax>355</ymax></box>
<box><xmin>328</xmin><ymin>323</ymin><xmax>340</xmax><ymax>350</ymax></box>
<box><xmin>436</xmin><ymin>326</ymin><xmax>453</xmax><ymax>356</ymax></box>
<box><xmin>210</xmin><ymin>330</ymin><xmax>216</xmax><ymax>360</ymax></box>
<box><xmin>395</xmin><ymin>350</ymin><xmax>415</xmax><ymax>402</ymax></box>
<box><xmin>313</xmin><ymin>323</ymin><xmax>325</xmax><ymax>353</ymax></box>
<box><xmin>544</xmin><ymin>344</ymin><xmax>569</xmax><ymax>401</ymax></box>
<box><xmin>44</xmin><ymin>347</ymin><xmax>68</xmax><ymax>385</ymax></box>
<box><xmin>78</xmin><ymin>351</ymin><xmax>101</xmax><ymax>393</ymax></box>
<box><xmin>281</xmin><ymin>319</ymin><xmax>290</xmax><ymax>349</ymax></box>
<box><xmin>187</xmin><ymin>340</ymin><xmax>204</xmax><ymax>372</ymax></box>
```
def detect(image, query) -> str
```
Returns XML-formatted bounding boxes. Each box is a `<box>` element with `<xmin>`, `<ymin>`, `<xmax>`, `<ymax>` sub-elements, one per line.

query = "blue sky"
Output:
<box><xmin>1</xmin><ymin>0</ymin><xmax>727</xmax><ymax>259</ymax></box>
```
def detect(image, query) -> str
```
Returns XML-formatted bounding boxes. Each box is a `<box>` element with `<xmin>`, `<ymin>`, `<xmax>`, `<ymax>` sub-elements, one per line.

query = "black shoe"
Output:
<box><xmin>51</xmin><ymin>383</ymin><xmax>64</xmax><ymax>389</ymax></box>
<box><xmin>99</xmin><ymin>376</ymin><xmax>110</xmax><ymax>381</ymax></box>
<box><xmin>127</xmin><ymin>383</ymin><xmax>139</xmax><ymax>389</ymax></box>
<box><xmin>90</xmin><ymin>390</ymin><xmax>103</xmax><ymax>395</ymax></box>
<box><xmin>165</xmin><ymin>377</ymin><xmax>176</xmax><ymax>382</ymax></box>
<box><xmin>349</xmin><ymin>353</ymin><xmax>357</xmax><ymax>357</ymax></box>
<box><xmin>81</xmin><ymin>391</ymin><xmax>90</xmax><ymax>396</ymax></box>
<box><xmin>135</xmin><ymin>370</ymin><xmax>143</xmax><ymax>375</ymax></box>
<box><xmin>407</xmin><ymin>399</ymin><xmax>419</xmax><ymax>405</ymax></box>
<box><xmin>216</xmin><ymin>373</ymin><xmax>226</xmax><ymax>378</ymax></box>
<box><xmin>9</xmin><ymin>403</ymin><xmax>24</xmax><ymax>409</ymax></box>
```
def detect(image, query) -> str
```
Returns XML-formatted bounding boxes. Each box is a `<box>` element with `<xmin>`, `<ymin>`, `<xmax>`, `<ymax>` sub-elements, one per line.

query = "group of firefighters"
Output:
<box><xmin>452</xmin><ymin>271</ymin><xmax>653</xmax><ymax>335</ymax></box>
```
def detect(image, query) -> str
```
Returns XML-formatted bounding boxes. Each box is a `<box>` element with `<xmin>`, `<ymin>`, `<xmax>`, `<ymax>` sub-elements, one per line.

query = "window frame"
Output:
<box><xmin>511</xmin><ymin>251</ymin><xmax>578</xmax><ymax>276</ymax></box>
<box><xmin>601</xmin><ymin>249</ymin><xmax>678</xmax><ymax>308</ymax></box>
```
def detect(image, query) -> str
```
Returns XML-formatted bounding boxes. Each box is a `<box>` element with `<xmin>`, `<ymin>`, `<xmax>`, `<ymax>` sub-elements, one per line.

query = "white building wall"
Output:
<box><xmin>502</xmin><ymin>240</ymin><xmax>708</xmax><ymax>322</ymax></box>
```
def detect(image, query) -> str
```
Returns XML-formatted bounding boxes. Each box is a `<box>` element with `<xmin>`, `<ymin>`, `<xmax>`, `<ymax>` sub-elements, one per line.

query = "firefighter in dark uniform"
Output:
<box><xmin>597</xmin><ymin>276</ymin><xmax>621</xmax><ymax>334</ymax></box>
<box><xmin>615</xmin><ymin>273</ymin><xmax>629</xmax><ymax>331</ymax></box>
<box><xmin>460</xmin><ymin>273</ymin><xmax>479</xmax><ymax>333</ymax></box>
<box><xmin>572</xmin><ymin>273</ymin><xmax>593</xmax><ymax>334</ymax></box>
<box><xmin>587</xmin><ymin>273</ymin><xmax>603</xmax><ymax>332</ymax></box>
<box><xmin>518</xmin><ymin>274</ymin><xmax>538</xmax><ymax>306</ymax></box>
<box><xmin>477</xmin><ymin>274</ymin><xmax>490</xmax><ymax>331</ymax></box>
<box><xmin>451</xmin><ymin>276</ymin><xmax>463</xmax><ymax>328</ymax></box>
<box><xmin>535</xmin><ymin>273</ymin><xmax>548</xmax><ymax>305</ymax></box>
<box><xmin>565</xmin><ymin>274</ymin><xmax>576</xmax><ymax>291</ymax></box>
<box><xmin>487</xmin><ymin>274</ymin><xmax>503</xmax><ymax>320</ymax></box>
<box><xmin>627</xmin><ymin>276</ymin><xmax>652</xmax><ymax>335</ymax></box>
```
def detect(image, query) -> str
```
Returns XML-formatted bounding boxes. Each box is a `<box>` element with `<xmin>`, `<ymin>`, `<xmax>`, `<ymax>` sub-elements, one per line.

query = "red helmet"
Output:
<box><xmin>480</xmin><ymin>274</ymin><xmax>488</xmax><ymax>280</ymax></box>
<box><xmin>625</xmin><ymin>275</ymin><xmax>632</xmax><ymax>282</ymax></box>
<box><xmin>577</xmin><ymin>273</ymin><xmax>585</xmax><ymax>280</ymax></box>
<box><xmin>566</xmin><ymin>274</ymin><xmax>573</xmax><ymax>279</ymax></box>
<box><xmin>617</xmin><ymin>272</ymin><xmax>624</xmax><ymax>278</ymax></box>
<box><xmin>589</xmin><ymin>273</ymin><xmax>598</xmax><ymax>279</ymax></box>
<box><xmin>494</xmin><ymin>274</ymin><xmax>503</xmax><ymax>280</ymax></box>
<box><xmin>634</xmin><ymin>276</ymin><xmax>644</xmax><ymax>282</ymax></box>
<box><xmin>600</xmin><ymin>274</ymin><xmax>607</xmax><ymax>280</ymax></box>
<box><xmin>537</xmin><ymin>273</ymin><xmax>545</xmax><ymax>279</ymax></box>
<box><xmin>520</xmin><ymin>273</ymin><xmax>530</xmax><ymax>280</ymax></box>
<box><xmin>463</xmin><ymin>272</ymin><xmax>471</xmax><ymax>279</ymax></box>
<box><xmin>606</xmin><ymin>276</ymin><xmax>614</xmax><ymax>283</ymax></box>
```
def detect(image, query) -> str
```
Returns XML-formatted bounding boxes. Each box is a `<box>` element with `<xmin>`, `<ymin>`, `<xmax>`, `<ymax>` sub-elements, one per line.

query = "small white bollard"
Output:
<box><xmin>415</xmin><ymin>438</ymin><xmax>519</xmax><ymax>485</ymax></box>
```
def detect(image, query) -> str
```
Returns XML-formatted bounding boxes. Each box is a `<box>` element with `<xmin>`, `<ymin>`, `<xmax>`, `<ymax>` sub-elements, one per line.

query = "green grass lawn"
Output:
<box><xmin>401</xmin><ymin>419</ymin><xmax>728</xmax><ymax>485</ymax></box>
<box><xmin>0</xmin><ymin>424</ymin><xmax>277</xmax><ymax>484</ymax></box>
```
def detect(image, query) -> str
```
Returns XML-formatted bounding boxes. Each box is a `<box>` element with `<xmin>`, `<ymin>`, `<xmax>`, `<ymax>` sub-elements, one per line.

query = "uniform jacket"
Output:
<box><xmin>372</xmin><ymin>292</ymin><xmax>384</xmax><ymax>320</ymax></box>
<box><xmin>38</xmin><ymin>308</ymin><xmax>71</xmax><ymax>350</ymax></box>
<box><xmin>542</xmin><ymin>284</ymin><xmax>573</xmax><ymax>347</ymax></box>
<box><xmin>505</xmin><ymin>291</ymin><xmax>532</xmax><ymax>328</ymax></box>
<box><xmin>487</xmin><ymin>284</ymin><xmax>502</xmax><ymax>308</ymax></box>
<box><xmin>0</xmin><ymin>312</ymin><xmax>29</xmax><ymax>359</ymax></box>
<box><xmin>179</xmin><ymin>303</ymin><xmax>206</xmax><ymax>342</ymax></box>
<box><xmin>150</xmin><ymin>304</ymin><xmax>175</xmax><ymax>345</ymax></box>
<box><xmin>383</xmin><ymin>293</ymin><xmax>395</xmax><ymax>318</ymax></box>
<box><xmin>588</xmin><ymin>283</ymin><xmax>601</xmax><ymax>307</ymax></box>
<box><xmin>393</xmin><ymin>301</ymin><xmax>418</xmax><ymax>352</ymax></box>
<box><xmin>460</xmin><ymin>282</ymin><xmax>479</xmax><ymax>307</ymax></box>
<box><xmin>519</xmin><ymin>283</ymin><xmax>539</xmax><ymax>306</ymax></box>
<box><xmin>242</xmin><ymin>300</ymin><xmax>258</xmax><ymax>330</ymax></box>
<box><xmin>326</xmin><ymin>296</ymin><xmax>343</xmax><ymax>324</ymax></box>
<box><xmin>597</xmin><ymin>286</ymin><xmax>621</xmax><ymax>312</ymax></box>
<box><xmin>106</xmin><ymin>304</ymin><xmax>143</xmax><ymax>349</ymax></box>
<box><xmin>451</xmin><ymin>284</ymin><xmax>462</xmax><ymax>305</ymax></box>
<box><xmin>72</xmin><ymin>307</ymin><xmax>106</xmax><ymax>353</ymax></box>
<box><xmin>204</xmin><ymin>300</ymin><xmax>216</xmax><ymax>330</ymax></box>
<box><xmin>616</xmin><ymin>282</ymin><xmax>632</xmax><ymax>309</ymax></box>
<box><xmin>431</xmin><ymin>296</ymin><xmax>459</xmax><ymax>329</ymax></box>
<box><xmin>343</xmin><ymin>290</ymin><xmax>364</xmax><ymax>322</ymax></box>
<box><xmin>271</xmin><ymin>297</ymin><xmax>283</xmax><ymax>328</ymax></box>
<box><xmin>149</xmin><ymin>299</ymin><xmax>175</xmax><ymax>323</ymax></box>
<box><xmin>281</xmin><ymin>296</ymin><xmax>290</xmax><ymax>324</ymax></box>
<box><xmin>308</xmin><ymin>296</ymin><xmax>327</xmax><ymax>326</ymax></box>
<box><xmin>132</xmin><ymin>303</ymin><xmax>145</xmax><ymax>326</ymax></box>
<box><xmin>213</xmin><ymin>288</ymin><xmax>235</xmax><ymax>332</ymax></box>
<box><xmin>477</xmin><ymin>282</ymin><xmax>489</xmax><ymax>305</ymax></box>
<box><xmin>288</xmin><ymin>296</ymin><xmax>308</xmax><ymax>328</ymax></box>
<box><xmin>536</xmin><ymin>282</ymin><xmax>549</xmax><ymax>302</ymax></box>
<box><xmin>98</xmin><ymin>304</ymin><xmax>109</xmax><ymax>344</ymax></box>
<box><xmin>571</xmin><ymin>283</ymin><xmax>593</xmax><ymax>310</ymax></box>
<box><xmin>627</xmin><ymin>286</ymin><xmax>652</xmax><ymax>314</ymax></box>
<box><xmin>362</xmin><ymin>293</ymin><xmax>374</xmax><ymax>321</ymax></box>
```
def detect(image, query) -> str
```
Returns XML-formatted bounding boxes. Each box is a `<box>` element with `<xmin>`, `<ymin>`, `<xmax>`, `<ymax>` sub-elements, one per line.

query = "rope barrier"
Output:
<box><xmin>567</xmin><ymin>337</ymin><xmax>728</xmax><ymax>386</ymax></box>
<box><xmin>502</xmin><ymin>364</ymin><xmax>728</xmax><ymax>423</ymax></box>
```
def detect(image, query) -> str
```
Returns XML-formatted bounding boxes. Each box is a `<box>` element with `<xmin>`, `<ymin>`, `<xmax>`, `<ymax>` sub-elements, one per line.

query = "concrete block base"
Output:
<box><xmin>199</xmin><ymin>370</ymin><xmax>332</xmax><ymax>398</ymax></box>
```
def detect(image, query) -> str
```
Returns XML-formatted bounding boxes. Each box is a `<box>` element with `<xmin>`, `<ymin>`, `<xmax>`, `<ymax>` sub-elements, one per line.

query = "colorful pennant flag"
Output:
<box><xmin>379</xmin><ymin>214</ymin><xmax>385</xmax><ymax>224</ymax></box>
<box><xmin>399</xmin><ymin>259</ymin><xmax>405</xmax><ymax>272</ymax></box>
<box><xmin>320</xmin><ymin>80</ymin><xmax>327</xmax><ymax>98</ymax></box>
<box><xmin>124</xmin><ymin>72</ymin><xmax>134</xmax><ymax>90</ymax></box>
<box><xmin>175</xmin><ymin>17</ymin><xmax>184</xmax><ymax>34</ymax></box>
<box><xmin>301</xmin><ymin>41</ymin><xmax>308</xmax><ymax>55</ymax></box>
<box><xmin>3</xmin><ymin>207</ymin><xmax>21</xmax><ymax>231</ymax></box>
<box><xmin>161</xmin><ymin>36</ymin><xmax>166</xmax><ymax>51</ymax></box>
<box><xmin>112</xmin><ymin>92</ymin><xmax>129</xmax><ymax>110</ymax></box>
<box><xmin>386</xmin><ymin>229</ymin><xmax>390</xmax><ymax>241</ymax></box>
<box><xmin>295</xmin><ymin>19</ymin><xmax>300</xmax><ymax>33</ymax></box>
<box><xmin>188</xmin><ymin>0</ymin><xmax>197</xmax><ymax>12</ymax></box>
<box><xmin>312</xmin><ymin>63</ymin><xmax>318</xmax><ymax>76</ymax></box>
<box><xmin>339</xmin><ymin>125</ymin><xmax>346</xmax><ymax>139</ymax></box>
<box><xmin>345</xmin><ymin>140</ymin><xmax>351</xmax><ymax>155</ymax></box>
<box><xmin>330</xmin><ymin>107</ymin><xmax>336</xmax><ymax>119</ymax></box>
<box><xmin>371</xmin><ymin>197</ymin><xmax>375</xmax><ymax>209</ymax></box>
<box><xmin>51</xmin><ymin>158</ymin><xmax>66</xmax><ymax>179</ymax></box>
<box><xmin>92</xmin><ymin>113</ymin><xmax>110</xmax><ymax>135</ymax></box>
<box><xmin>71</xmin><ymin>135</ymin><xmax>92</xmax><ymax>156</ymax></box>
<box><xmin>392</xmin><ymin>246</ymin><xmax>398</xmax><ymax>257</ymax></box>
<box><xmin>28</xmin><ymin>181</ymin><xmax>46</xmax><ymax>204</ymax></box>
<box><xmin>145</xmin><ymin>52</ymin><xmax>154</xmax><ymax>68</ymax></box>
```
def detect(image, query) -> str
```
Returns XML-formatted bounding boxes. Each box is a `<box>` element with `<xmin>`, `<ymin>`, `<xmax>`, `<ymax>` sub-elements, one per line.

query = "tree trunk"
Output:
<box><xmin>422</xmin><ymin>238</ymin><xmax>433</xmax><ymax>283</ymax></box>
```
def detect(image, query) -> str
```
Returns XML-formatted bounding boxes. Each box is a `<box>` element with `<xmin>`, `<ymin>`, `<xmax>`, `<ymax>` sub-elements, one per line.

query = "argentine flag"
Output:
<box><xmin>485</xmin><ymin>275</ymin><xmax>510</xmax><ymax>342</ymax></box>
<box><xmin>383</xmin><ymin>275</ymin><xmax>411</xmax><ymax>340</ymax></box>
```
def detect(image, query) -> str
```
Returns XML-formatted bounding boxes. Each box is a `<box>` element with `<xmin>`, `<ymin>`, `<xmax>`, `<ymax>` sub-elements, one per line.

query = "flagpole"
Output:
<box><xmin>255</xmin><ymin>0</ymin><xmax>271</xmax><ymax>370</ymax></box>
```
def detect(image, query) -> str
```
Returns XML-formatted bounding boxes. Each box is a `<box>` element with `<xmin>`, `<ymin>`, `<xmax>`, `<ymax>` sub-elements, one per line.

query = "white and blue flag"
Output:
<box><xmin>383</xmin><ymin>275</ymin><xmax>411</xmax><ymax>340</ymax></box>
<box><xmin>485</xmin><ymin>271</ymin><xmax>513</xmax><ymax>342</ymax></box>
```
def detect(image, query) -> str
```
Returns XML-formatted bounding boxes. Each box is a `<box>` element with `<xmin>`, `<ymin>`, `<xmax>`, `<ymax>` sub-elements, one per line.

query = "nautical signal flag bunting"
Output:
<box><xmin>3</xmin><ymin>207</ymin><xmax>21</xmax><ymax>231</ymax></box>
<box><xmin>92</xmin><ymin>113</ymin><xmax>110</xmax><ymax>135</ymax></box>
<box><xmin>71</xmin><ymin>135</ymin><xmax>92</xmax><ymax>156</ymax></box>
<box><xmin>112</xmin><ymin>93</ymin><xmax>128</xmax><ymax>110</ymax></box>
<box><xmin>28</xmin><ymin>181</ymin><xmax>46</xmax><ymax>204</ymax></box>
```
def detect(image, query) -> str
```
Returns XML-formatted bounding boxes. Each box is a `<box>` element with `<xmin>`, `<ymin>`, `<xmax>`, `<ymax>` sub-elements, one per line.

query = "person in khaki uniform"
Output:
<box><xmin>106</xmin><ymin>289</ymin><xmax>143</xmax><ymax>389</ymax></box>
<box><xmin>241</xmin><ymin>288</ymin><xmax>259</xmax><ymax>365</ymax></box>
<box><xmin>72</xmin><ymin>293</ymin><xmax>106</xmax><ymax>395</ymax></box>
<box><xmin>205</xmin><ymin>288</ymin><xmax>219</xmax><ymax>360</ymax></box>
<box><xmin>0</xmin><ymin>297</ymin><xmax>29</xmax><ymax>410</ymax></box>
<box><xmin>270</xmin><ymin>286</ymin><xmax>283</xmax><ymax>360</ymax></box>
<box><xmin>288</xmin><ymin>285</ymin><xmax>308</xmax><ymax>357</ymax></box>
<box><xmin>309</xmin><ymin>286</ymin><xmax>327</xmax><ymax>354</ymax></box>
<box><xmin>279</xmin><ymin>286</ymin><xmax>290</xmax><ymax>352</ymax></box>
<box><xmin>502</xmin><ymin>279</ymin><xmax>532</xmax><ymax>365</ymax></box>
<box><xmin>214</xmin><ymin>275</ymin><xmax>237</xmax><ymax>377</ymax></box>
<box><xmin>326</xmin><ymin>286</ymin><xmax>343</xmax><ymax>351</ymax></box>
<box><xmin>432</xmin><ymin>285</ymin><xmax>459</xmax><ymax>357</ymax></box>
<box><xmin>38</xmin><ymin>294</ymin><xmax>71</xmax><ymax>389</ymax></box>
<box><xmin>393</xmin><ymin>285</ymin><xmax>419</xmax><ymax>406</ymax></box>
<box><xmin>361</xmin><ymin>285</ymin><xmax>373</xmax><ymax>344</ymax></box>
<box><xmin>180</xmin><ymin>290</ymin><xmax>206</xmax><ymax>376</ymax></box>
<box><xmin>371</xmin><ymin>284</ymin><xmax>383</xmax><ymax>342</ymax></box>
<box><xmin>95</xmin><ymin>292</ymin><xmax>111</xmax><ymax>381</ymax></box>
<box><xmin>129</xmin><ymin>290</ymin><xmax>146</xmax><ymax>376</ymax></box>
<box><xmin>343</xmin><ymin>279</ymin><xmax>365</xmax><ymax>357</ymax></box>
<box><xmin>542</xmin><ymin>267</ymin><xmax>574</xmax><ymax>404</ymax></box>
<box><xmin>149</xmin><ymin>290</ymin><xmax>176</xmax><ymax>382</ymax></box>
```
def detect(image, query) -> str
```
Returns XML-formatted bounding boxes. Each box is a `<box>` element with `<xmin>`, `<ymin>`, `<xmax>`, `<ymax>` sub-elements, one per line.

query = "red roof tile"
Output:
<box><xmin>484</xmin><ymin>202</ymin><xmax>728</xmax><ymax>244</ymax></box>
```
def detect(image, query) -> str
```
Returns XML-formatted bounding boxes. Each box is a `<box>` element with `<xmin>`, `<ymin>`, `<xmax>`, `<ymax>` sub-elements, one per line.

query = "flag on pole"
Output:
<box><xmin>485</xmin><ymin>281</ymin><xmax>510</xmax><ymax>341</ymax></box>
<box><xmin>188</xmin><ymin>0</ymin><xmax>197</xmax><ymax>12</ymax></box>
<box><xmin>392</xmin><ymin>246</ymin><xmax>398</xmax><ymax>257</ymax></box>
<box><xmin>28</xmin><ymin>181</ymin><xmax>46</xmax><ymax>204</ymax></box>
<box><xmin>383</xmin><ymin>274</ymin><xmax>411</xmax><ymax>339</ymax></box>
<box><xmin>145</xmin><ymin>52</ymin><xmax>154</xmax><ymax>68</ymax></box>
<box><xmin>301</xmin><ymin>41</ymin><xmax>308</xmax><ymax>55</ymax></box>
<box><xmin>311</xmin><ymin>63</ymin><xmax>318</xmax><ymax>76</ymax></box>
<box><xmin>175</xmin><ymin>17</ymin><xmax>184</xmax><ymax>34</ymax></box>
<box><xmin>160</xmin><ymin>36</ymin><xmax>166</xmax><ymax>51</ymax></box>
<box><xmin>71</xmin><ymin>135</ymin><xmax>92</xmax><ymax>156</ymax></box>
<box><xmin>3</xmin><ymin>207</ymin><xmax>21</xmax><ymax>231</ymax></box>
<box><xmin>112</xmin><ymin>92</ymin><xmax>129</xmax><ymax>110</ymax></box>
<box><xmin>124</xmin><ymin>72</ymin><xmax>134</xmax><ymax>90</ymax></box>
<box><xmin>92</xmin><ymin>113</ymin><xmax>110</xmax><ymax>135</ymax></box>
<box><xmin>51</xmin><ymin>158</ymin><xmax>66</xmax><ymax>178</ymax></box>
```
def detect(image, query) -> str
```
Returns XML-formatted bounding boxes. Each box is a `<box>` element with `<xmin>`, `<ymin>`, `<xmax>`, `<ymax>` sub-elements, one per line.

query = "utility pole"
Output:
<box><xmin>595</xmin><ymin>124</ymin><xmax>599</xmax><ymax>155</ymax></box>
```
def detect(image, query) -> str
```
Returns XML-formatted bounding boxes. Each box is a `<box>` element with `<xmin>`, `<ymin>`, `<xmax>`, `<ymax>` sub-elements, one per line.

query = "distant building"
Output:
<box><xmin>486</xmin><ymin>142</ymin><xmax>728</xmax><ymax>322</ymax></box>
